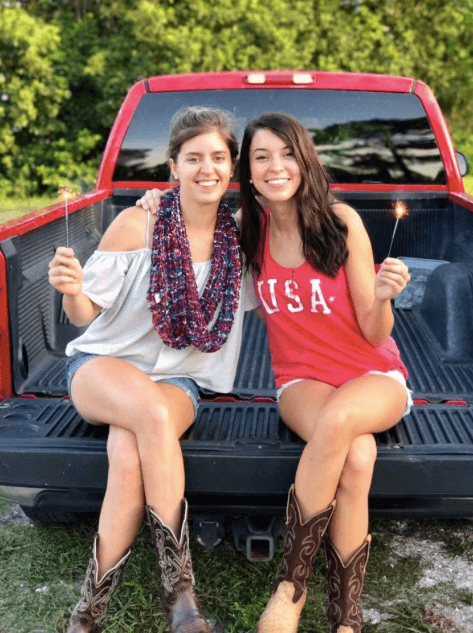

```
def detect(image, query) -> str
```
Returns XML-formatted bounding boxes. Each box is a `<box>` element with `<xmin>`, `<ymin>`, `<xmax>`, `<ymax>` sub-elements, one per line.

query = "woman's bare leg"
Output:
<box><xmin>328</xmin><ymin>433</ymin><xmax>377</xmax><ymax>561</ymax></box>
<box><xmin>280</xmin><ymin>375</ymin><xmax>406</xmax><ymax>520</ymax></box>
<box><xmin>96</xmin><ymin>426</ymin><xmax>146</xmax><ymax>577</ymax></box>
<box><xmin>71</xmin><ymin>357</ymin><xmax>195</xmax><ymax>537</ymax></box>
<box><xmin>259</xmin><ymin>378</ymin><xmax>401</xmax><ymax>633</ymax></box>
<box><xmin>280</xmin><ymin>383</ymin><xmax>378</xmax><ymax>558</ymax></box>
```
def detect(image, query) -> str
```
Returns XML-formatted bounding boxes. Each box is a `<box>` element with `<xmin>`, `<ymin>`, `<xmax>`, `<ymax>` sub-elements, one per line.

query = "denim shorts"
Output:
<box><xmin>276</xmin><ymin>369</ymin><xmax>413</xmax><ymax>416</ymax></box>
<box><xmin>65</xmin><ymin>351</ymin><xmax>201</xmax><ymax>419</ymax></box>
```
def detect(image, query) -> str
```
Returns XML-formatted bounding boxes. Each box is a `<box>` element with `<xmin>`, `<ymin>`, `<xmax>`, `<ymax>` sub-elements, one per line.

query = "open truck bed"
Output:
<box><xmin>2</xmin><ymin>190</ymin><xmax>473</xmax><ymax>536</ymax></box>
<box><xmin>2</xmin><ymin>70</ymin><xmax>473</xmax><ymax>559</ymax></box>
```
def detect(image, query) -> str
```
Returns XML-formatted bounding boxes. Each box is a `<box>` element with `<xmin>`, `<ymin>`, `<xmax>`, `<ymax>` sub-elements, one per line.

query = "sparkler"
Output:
<box><xmin>58</xmin><ymin>186</ymin><xmax>73</xmax><ymax>248</ymax></box>
<box><xmin>387</xmin><ymin>201</ymin><xmax>409</xmax><ymax>259</ymax></box>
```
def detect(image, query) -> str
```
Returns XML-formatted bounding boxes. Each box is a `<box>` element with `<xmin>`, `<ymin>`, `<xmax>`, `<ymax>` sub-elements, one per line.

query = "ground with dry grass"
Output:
<box><xmin>1</xmin><ymin>498</ymin><xmax>473</xmax><ymax>633</ymax></box>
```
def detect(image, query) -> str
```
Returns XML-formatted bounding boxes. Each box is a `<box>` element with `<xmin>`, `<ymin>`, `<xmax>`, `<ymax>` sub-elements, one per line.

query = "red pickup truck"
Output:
<box><xmin>1</xmin><ymin>71</ymin><xmax>472</xmax><ymax>561</ymax></box>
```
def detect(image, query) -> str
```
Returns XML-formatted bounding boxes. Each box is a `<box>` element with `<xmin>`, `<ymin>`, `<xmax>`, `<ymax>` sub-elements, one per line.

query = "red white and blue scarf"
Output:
<box><xmin>148</xmin><ymin>187</ymin><xmax>242</xmax><ymax>353</ymax></box>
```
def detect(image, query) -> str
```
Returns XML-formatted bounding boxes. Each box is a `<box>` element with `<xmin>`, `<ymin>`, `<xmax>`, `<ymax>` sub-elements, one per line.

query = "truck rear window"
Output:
<box><xmin>113</xmin><ymin>89</ymin><xmax>446</xmax><ymax>185</ymax></box>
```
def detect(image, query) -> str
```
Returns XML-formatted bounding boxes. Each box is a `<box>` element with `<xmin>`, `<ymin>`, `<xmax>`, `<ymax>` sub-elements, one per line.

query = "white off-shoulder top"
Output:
<box><xmin>66</xmin><ymin>215</ymin><xmax>259</xmax><ymax>393</ymax></box>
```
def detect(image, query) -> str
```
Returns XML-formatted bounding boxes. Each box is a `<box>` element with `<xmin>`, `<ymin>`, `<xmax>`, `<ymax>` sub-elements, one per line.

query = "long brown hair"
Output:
<box><xmin>239</xmin><ymin>112</ymin><xmax>348</xmax><ymax>277</ymax></box>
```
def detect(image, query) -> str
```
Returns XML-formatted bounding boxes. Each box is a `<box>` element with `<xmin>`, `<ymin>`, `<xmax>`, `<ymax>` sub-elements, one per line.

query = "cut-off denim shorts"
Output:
<box><xmin>276</xmin><ymin>369</ymin><xmax>413</xmax><ymax>416</ymax></box>
<box><xmin>65</xmin><ymin>351</ymin><xmax>201</xmax><ymax>420</ymax></box>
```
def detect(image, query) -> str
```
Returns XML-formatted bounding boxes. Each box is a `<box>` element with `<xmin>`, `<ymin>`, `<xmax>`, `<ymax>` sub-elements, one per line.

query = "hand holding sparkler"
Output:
<box><xmin>48</xmin><ymin>247</ymin><xmax>83</xmax><ymax>297</ymax></box>
<box><xmin>387</xmin><ymin>201</ymin><xmax>408</xmax><ymax>259</ymax></box>
<box><xmin>374</xmin><ymin>202</ymin><xmax>411</xmax><ymax>301</ymax></box>
<box><xmin>58</xmin><ymin>185</ymin><xmax>74</xmax><ymax>248</ymax></box>
<box><xmin>375</xmin><ymin>257</ymin><xmax>410</xmax><ymax>301</ymax></box>
<box><xmin>49</xmin><ymin>186</ymin><xmax>81</xmax><ymax>295</ymax></box>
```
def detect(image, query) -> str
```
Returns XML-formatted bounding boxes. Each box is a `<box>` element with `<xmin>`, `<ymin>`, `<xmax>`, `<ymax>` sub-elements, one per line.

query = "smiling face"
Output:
<box><xmin>169</xmin><ymin>130</ymin><xmax>233</xmax><ymax>209</ymax></box>
<box><xmin>249</xmin><ymin>128</ymin><xmax>302</xmax><ymax>205</ymax></box>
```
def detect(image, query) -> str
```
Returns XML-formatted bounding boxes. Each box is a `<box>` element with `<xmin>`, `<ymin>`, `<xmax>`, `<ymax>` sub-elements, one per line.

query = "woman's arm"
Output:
<box><xmin>49</xmin><ymin>206</ymin><xmax>151</xmax><ymax>327</ymax></box>
<box><xmin>97</xmin><ymin>205</ymin><xmax>152</xmax><ymax>252</ymax></box>
<box><xmin>136</xmin><ymin>188</ymin><xmax>167</xmax><ymax>214</ymax></box>
<box><xmin>48</xmin><ymin>247</ymin><xmax>99</xmax><ymax>327</ymax></box>
<box><xmin>334</xmin><ymin>203</ymin><xmax>410</xmax><ymax>347</ymax></box>
<box><xmin>137</xmin><ymin>190</ymin><xmax>246</xmax><ymax>228</ymax></box>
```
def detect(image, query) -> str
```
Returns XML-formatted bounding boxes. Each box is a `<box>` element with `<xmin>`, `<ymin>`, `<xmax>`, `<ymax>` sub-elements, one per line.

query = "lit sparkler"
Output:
<box><xmin>387</xmin><ymin>201</ymin><xmax>409</xmax><ymax>259</ymax></box>
<box><xmin>58</xmin><ymin>186</ymin><xmax>73</xmax><ymax>248</ymax></box>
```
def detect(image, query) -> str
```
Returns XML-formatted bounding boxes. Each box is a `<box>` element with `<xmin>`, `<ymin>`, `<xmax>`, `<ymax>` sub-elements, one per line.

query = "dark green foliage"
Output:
<box><xmin>1</xmin><ymin>0</ymin><xmax>472</xmax><ymax>196</ymax></box>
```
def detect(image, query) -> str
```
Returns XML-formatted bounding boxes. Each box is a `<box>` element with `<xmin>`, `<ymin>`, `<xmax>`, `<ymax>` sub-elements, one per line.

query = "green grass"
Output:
<box><xmin>0</xmin><ymin>197</ymin><xmax>58</xmax><ymax>223</ymax></box>
<box><xmin>0</xmin><ymin>497</ymin><xmax>9</xmax><ymax>516</ymax></box>
<box><xmin>0</xmin><ymin>514</ymin><xmax>470</xmax><ymax>633</ymax></box>
<box><xmin>0</xmin><ymin>518</ymin><xmax>310</xmax><ymax>633</ymax></box>
<box><xmin>390</xmin><ymin>517</ymin><xmax>473</xmax><ymax>562</ymax></box>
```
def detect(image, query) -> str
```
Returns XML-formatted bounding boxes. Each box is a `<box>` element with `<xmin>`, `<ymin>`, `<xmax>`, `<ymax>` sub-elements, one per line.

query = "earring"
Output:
<box><xmin>249</xmin><ymin>179</ymin><xmax>253</xmax><ymax>184</ymax></box>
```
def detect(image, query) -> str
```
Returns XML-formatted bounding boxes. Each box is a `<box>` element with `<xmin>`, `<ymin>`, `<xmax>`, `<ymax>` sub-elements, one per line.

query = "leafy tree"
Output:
<box><xmin>3</xmin><ymin>0</ymin><xmax>473</xmax><ymax>195</ymax></box>
<box><xmin>23</xmin><ymin>0</ymin><xmax>145</xmax><ymax>128</ymax></box>
<box><xmin>0</xmin><ymin>5</ymin><xmax>102</xmax><ymax>195</ymax></box>
<box><xmin>309</xmin><ymin>0</ymin><xmax>407</xmax><ymax>74</ymax></box>
<box><xmin>356</xmin><ymin>0</ymin><xmax>473</xmax><ymax>165</ymax></box>
<box><xmin>71</xmin><ymin>0</ymin><xmax>320</xmax><ymax>127</ymax></box>
<box><xmin>128</xmin><ymin>0</ymin><xmax>315</xmax><ymax>71</ymax></box>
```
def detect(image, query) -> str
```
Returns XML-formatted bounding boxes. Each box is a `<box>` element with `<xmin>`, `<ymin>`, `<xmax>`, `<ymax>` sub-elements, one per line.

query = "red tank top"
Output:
<box><xmin>254</xmin><ymin>219</ymin><xmax>408</xmax><ymax>389</ymax></box>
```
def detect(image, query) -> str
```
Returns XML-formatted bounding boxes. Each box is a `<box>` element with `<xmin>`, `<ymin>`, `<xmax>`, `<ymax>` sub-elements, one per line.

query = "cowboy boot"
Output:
<box><xmin>257</xmin><ymin>485</ymin><xmax>336</xmax><ymax>633</ymax></box>
<box><xmin>325</xmin><ymin>535</ymin><xmax>371</xmax><ymax>633</ymax></box>
<box><xmin>66</xmin><ymin>534</ymin><xmax>132</xmax><ymax>633</ymax></box>
<box><xmin>146</xmin><ymin>501</ymin><xmax>211</xmax><ymax>633</ymax></box>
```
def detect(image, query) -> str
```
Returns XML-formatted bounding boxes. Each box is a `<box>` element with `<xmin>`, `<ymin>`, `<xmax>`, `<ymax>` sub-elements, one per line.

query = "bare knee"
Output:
<box><xmin>138</xmin><ymin>396</ymin><xmax>182</xmax><ymax>440</ymax></box>
<box><xmin>310</xmin><ymin>408</ymin><xmax>352</xmax><ymax>453</ymax></box>
<box><xmin>340</xmin><ymin>434</ymin><xmax>377</xmax><ymax>493</ymax></box>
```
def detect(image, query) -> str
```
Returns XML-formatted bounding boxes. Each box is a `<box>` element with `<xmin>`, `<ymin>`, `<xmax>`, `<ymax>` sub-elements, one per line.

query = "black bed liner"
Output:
<box><xmin>13</xmin><ymin>308</ymin><xmax>473</xmax><ymax>403</ymax></box>
<box><xmin>5</xmin><ymin>192</ymin><xmax>473</xmax><ymax>402</ymax></box>
<box><xmin>4</xmin><ymin>305</ymin><xmax>473</xmax><ymax>516</ymax></box>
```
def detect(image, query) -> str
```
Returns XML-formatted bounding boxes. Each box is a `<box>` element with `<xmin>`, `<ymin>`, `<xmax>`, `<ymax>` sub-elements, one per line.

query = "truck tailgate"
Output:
<box><xmin>2</xmin><ymin>395</ymin><xmax>473</xmax><ymax>517</ymax></box>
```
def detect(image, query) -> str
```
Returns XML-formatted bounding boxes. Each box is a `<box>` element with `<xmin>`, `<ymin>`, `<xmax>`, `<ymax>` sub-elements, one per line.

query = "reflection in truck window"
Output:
<box><xmin>113</xmin><ymin>90</ymin><xmax>446</xmax><ymax>185</ymax></box>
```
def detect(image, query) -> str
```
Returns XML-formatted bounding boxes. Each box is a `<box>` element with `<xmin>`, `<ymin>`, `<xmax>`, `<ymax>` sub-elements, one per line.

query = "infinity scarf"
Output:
<box><xmin>148</xmin><ymin>187</ymin><xmax>242</xmax><ymax>353</ymax></box>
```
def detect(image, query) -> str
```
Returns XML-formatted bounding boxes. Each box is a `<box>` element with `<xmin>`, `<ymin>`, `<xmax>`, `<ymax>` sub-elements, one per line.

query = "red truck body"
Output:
<box><xmin>1</xmin><ymin>70</ymin><xmax>469</xmax><ymax>399</ymax></box>
<box><xmin>1</xmin><ymin>71</ymin><xmax>473</xmax><ymax>551</ymax></box>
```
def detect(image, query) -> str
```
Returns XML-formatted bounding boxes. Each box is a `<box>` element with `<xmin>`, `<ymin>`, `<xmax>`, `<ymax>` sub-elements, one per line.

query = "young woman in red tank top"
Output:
<box><xmin>239</xmin><ymin>112</ymin><xmax>411</xmax><ymax>633</ymax></box>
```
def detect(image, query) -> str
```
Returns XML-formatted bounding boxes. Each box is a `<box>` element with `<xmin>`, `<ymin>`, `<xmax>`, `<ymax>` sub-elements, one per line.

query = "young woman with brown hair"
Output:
<box><xmin>48</xmin><ymin>106</ymin><xmax>259</xmax><ymax>633</ymax></box>
<box><xmin>238</xmin><ymin>112</ymin><xmax>411</xmax><ymax>633</ymax></box>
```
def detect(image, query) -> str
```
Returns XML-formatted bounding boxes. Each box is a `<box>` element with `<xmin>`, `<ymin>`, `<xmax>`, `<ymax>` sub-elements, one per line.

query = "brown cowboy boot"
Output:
<box><xmin>66</xmin><ymin>534</ymin><xmax>132</xmax><ymax>633</ymax></box>
<box><xmin>257</xmin><ymin>485</ymin><xmax>336</xmax><ymax>633</ymax></box>
<box><xmin>146</xmin><ymin>501</ymin><xmax>211</xmax><ymax>633</ymax></box>
<box><xmin>325</xmin><ymin>535</ymin><xmax>371</xmax><ymax>633</ymax></box>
